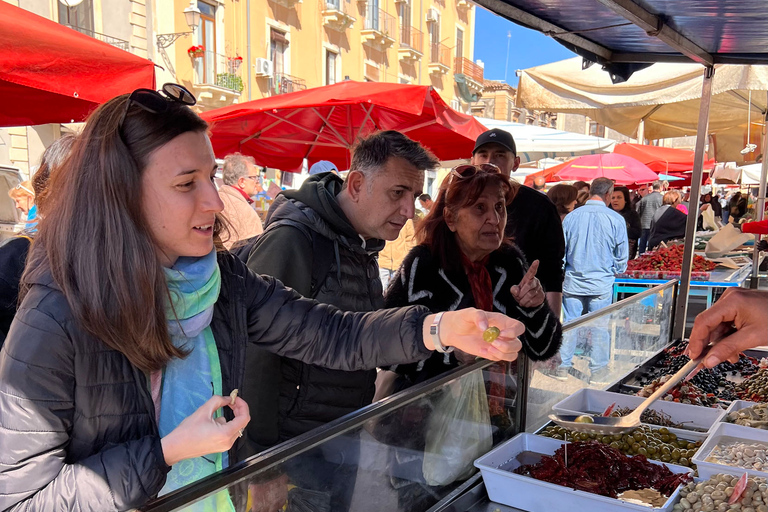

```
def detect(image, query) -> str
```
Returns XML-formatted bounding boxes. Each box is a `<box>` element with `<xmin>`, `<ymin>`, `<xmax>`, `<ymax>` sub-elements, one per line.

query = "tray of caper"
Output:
<box><xmin>537</xmin><ymin>423</ymin><xmax>702</xmax><ymax>468</ymax></box>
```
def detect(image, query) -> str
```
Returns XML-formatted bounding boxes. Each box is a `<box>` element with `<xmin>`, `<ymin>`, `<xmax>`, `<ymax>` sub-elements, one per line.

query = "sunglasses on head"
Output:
<box><xmin>448</xmin><ymin>163</ymin><xmax>501</xmax><ymax>186</ymax></box>
<box><xmin>119</xmin><ymin>83</ymin><xmax>196</xmax><ymax>132</ymax></box>
<box><xmin>14</xmin><ymin>183</ymin><xmax>34</xmax><ymax>195</ymax></box>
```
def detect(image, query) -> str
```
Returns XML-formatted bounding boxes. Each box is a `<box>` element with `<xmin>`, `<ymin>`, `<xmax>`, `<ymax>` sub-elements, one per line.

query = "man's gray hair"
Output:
<box><xmin>349</xmin><ymin>131</ymin><xmax>440</xmax><ymax>183</ymax></box>
<box><xmin>590</xmin><ymin>177</ymin><xmax>614</xmax><ymax>198</ymax></box>
<box><xmin>652</xmin><ymin>180</ymin><xmax>662</xmax><ymax>190</ymax></box>
<box><xmin>222</xmin><ymin>153</ymin><xmax>257</xmax><ymax>186</ymax></box>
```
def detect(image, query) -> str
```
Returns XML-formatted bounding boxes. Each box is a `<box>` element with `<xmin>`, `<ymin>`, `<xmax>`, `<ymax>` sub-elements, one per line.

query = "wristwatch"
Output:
<box><xmin>429</xmin><ymin>312</ymin><xmax>454</xmax><ymax>354</ymax></box>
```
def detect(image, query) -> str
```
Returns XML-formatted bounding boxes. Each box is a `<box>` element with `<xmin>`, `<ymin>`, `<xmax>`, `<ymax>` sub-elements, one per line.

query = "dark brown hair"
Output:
<box><xmin>610</xmin><ymin>186</ymin><xmax>632</xmax><ymax>212</ymax></box>
<box><xmin>22</xmin><ymin>94</ymin><xmax>217</xmax><ymax>373</ymax></box>
<box><xmin>547</xmin><ymin>183</ymin><xmax>578</xmax><ymax>217</ymax></box>
<box><xmin>416</xmin><ymin>169</ymin><xmax>516</xmax><ymax>272</ymax></box>
<box><xmin>348</xmin><ymin>130</ymin><xmax>440</xmax><ymax>184</ymax></box>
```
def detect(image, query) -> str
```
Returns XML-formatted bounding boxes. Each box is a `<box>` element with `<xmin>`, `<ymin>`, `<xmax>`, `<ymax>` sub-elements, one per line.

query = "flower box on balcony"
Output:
<box><xmin>187</xmin><ymin>45</ymin><xmax>205</xmax><ymax>58</ymax></box>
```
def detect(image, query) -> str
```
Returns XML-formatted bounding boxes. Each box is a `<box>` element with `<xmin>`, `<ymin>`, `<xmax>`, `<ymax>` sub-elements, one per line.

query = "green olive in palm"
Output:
<box><xmin>482</xmin><ymin>326</ymin><xmax>501</xmax><ymax>343</ymax></box>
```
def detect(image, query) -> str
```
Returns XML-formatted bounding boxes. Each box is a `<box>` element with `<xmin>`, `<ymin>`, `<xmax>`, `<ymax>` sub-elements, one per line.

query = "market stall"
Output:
<box><xmin>137</xmin><ymin>2</ymin><xmax>768</xmax><ymax>511</ymax></box>
<box><xmin>139</xmin><ymin>286</ymin><xmax>768</xmax><ymax>512</ymax></box>
<box><xmin>142</xmin><ymin>282</ymin><xmax>681</xmax><ymax>511</ymax></box>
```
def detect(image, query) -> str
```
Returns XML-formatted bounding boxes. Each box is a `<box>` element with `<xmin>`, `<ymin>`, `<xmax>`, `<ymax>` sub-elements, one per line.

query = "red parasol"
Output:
<box><xmin>0</xmin><ymin>2</ymin><xmax>156</xmax><ymax>127</ymax></box>
<box><xmin>612</xmin><ymin>143</ymin><xmax>716</xmax><ymax>174</ymax></box>
<box><xmin>541</xmin><ymin>153</ymin><xmax>659</xmax><ymax>185</ymax></box>
<box><xmin>201</xmin><ymin>81</ymin><xmax>488</xmax><ymax>171</ymax></box>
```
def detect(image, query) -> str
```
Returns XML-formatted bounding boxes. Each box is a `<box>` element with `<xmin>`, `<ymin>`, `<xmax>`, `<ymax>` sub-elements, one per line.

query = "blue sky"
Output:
<box><xmin>474</xmin><ymin>7</ymin><xmax>577</xmax><ymax>86</ymax></box>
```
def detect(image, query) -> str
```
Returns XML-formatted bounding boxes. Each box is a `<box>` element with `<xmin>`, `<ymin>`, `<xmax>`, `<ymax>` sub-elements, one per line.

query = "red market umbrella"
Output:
<box><xmin>612</xmin><ymin>142</ymin><xmax>716</xmax><ymax>175</ymax></box>
<box><xmin>546</xmin><ymin>153</ymin><xmax>659</xmax><ymax>185</ymax></box>
<box><xmin>0</xmin><ymin>2</ymin><xmax>156</xmax><ymax>127</ymax></box>
<box><xmin>201</xmin><ymin>81</ymin><xmax>488</xmax><ymax>171</ymax></box>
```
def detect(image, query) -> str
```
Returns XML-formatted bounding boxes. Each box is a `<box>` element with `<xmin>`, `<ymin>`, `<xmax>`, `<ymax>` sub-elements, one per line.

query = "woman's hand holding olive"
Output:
<box><xmin>422</xmin><ymin>309</ymin><xmax>524</xmax><ymax>361</ymax></box>
<box><xmin>511</xmin><ymin>260</ymin><xmax>545</xmax><ymax>308</ymax></box>
<box><xmin>161</xmin><ymin>395</ymin><xmax>250</xmax><ymax>466</ymax></box>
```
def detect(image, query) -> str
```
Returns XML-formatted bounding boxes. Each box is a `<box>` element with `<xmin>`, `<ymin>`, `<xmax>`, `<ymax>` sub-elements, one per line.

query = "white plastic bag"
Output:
<box><xmin>705</xmin><ymin>223</ymin><xmax>753</xmax><ymax>258</ymax></box>
<box><xmin>701</xmin><ymin>206</ymin><xmax>720</xmax><ymax>232</ymax></box>
<box><xmin>422</xmin><ymin>371</ymin><xmax>493</xmax><ymax>486</ymax></box>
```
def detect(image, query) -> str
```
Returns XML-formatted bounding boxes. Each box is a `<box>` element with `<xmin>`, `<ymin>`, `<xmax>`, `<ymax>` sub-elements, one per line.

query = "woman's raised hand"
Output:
<box><xmin>422</xmin><ymin>309</ymin><xmax>524</xmax><ymax>361</ymax></box>
<box><xmin>161</xmin><ymin>395</ymin><xmax>251</xmax><ymax>466</ymax></box>
<box><xmin>511</xmin><ymin>260</ymin><xmax>545</xmax><ymax>308</ymax></box>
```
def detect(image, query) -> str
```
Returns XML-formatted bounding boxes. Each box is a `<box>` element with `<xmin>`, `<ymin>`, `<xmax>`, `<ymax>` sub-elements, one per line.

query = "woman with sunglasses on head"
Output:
<box><xmin>7</xmin><ymin>180</ymin><xmax>35</xmax><ymax>218</ymax></box>
<box><xmin>383</xmin><ymin>164</ymin><xmax>562</xmax><ymax>401</ymax></box>
<box><xmin>0</xmin><ymin>85</ymin><xmax>526</xmax><ymax>512</ymax></box>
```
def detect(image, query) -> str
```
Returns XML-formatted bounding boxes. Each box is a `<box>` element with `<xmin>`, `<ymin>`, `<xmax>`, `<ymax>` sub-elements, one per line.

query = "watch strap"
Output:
<box><xmin>429</xmin><ymin>312</ymin><xmax>454</xmax><ymax>353</ymax></box>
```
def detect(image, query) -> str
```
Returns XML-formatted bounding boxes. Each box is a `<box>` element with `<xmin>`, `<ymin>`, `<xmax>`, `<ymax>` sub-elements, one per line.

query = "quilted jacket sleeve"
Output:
<box><xmin>0</xmin><ymin>298</ymin><xmax>168</xmax><ymax>512</ymax></box>
<box><xmin>236</xmin><ymin>256</ymin><xmax>434</xmax><ymax>370</ymax></box>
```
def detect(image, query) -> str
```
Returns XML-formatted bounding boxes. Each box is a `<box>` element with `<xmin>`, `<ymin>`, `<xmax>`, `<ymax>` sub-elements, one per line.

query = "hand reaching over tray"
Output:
<box><xmin>687</xmin><ymin>288</ymin><xmax>768</xmax><ymax>368</ymax></box>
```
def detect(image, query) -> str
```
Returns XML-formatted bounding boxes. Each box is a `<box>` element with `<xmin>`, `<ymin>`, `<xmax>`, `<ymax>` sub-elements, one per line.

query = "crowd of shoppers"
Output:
<box><xmin>1</xmin><ymin>79</ymin><xmax>764</xmax><ymax>512</ymax></box>
<box><xmin>0</xmin><ymin>86</ymin><xmax>526</xmax><ymax>511</ymax></box>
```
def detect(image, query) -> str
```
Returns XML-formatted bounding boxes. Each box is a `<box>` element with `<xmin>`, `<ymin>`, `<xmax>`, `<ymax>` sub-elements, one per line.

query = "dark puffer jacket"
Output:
<box><xmin>0</xmin><ymin>251</ymin><xmax>431</xmax><ymax>511</ymax></box>
<box><xmin>242</xmin><ymin>173</ymin><xmax>387</xmax><ymax>451</ymax></box>
<box><xmin>385</xmin><ymin>244</ymin><xmax>562</xmax><ymax>383</ymax></box>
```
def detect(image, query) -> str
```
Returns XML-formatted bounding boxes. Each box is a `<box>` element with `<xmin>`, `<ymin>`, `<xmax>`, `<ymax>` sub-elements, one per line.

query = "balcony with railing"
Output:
<box><xmin>63</xmin><ymin>24</ymin><xmax>130</xmax><ymax>51</ymax></box>
<box><xmin>321</xmin><ymin>0</ymin><xmax>356</xmax><ymax>31</ymax></box>
<box><xmin>361</xmin><ymin>5</ymin><xmax>396</xmax><ymax>49</ymax></box>
<box><xmin>270</xmin><ymin>73</ymin><xmax>307</xmax><ymax>95</ymax></box>
<box><xmin>428</xmin><ymin>42</ymin><xmax>451</xmax><ymax>75</ymax></box>
<box><xmin>191</xmin><ymin>51</ymin><xmax>243</xmax><ymax>108</ymax></box>
<box><xmin>454</xmin><ymin>56</ymin><xmax>484</xmax><ymax>94</ymax></box>
<box><xmin>398</xmin><ymin>26</ymin><xmax>423</xmax><ymax>63</ymax></box>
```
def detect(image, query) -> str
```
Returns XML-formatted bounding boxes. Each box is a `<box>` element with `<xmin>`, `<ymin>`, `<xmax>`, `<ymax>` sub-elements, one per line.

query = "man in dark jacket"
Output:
<box><xmin>241</xmin><ymin>130</ymin><xmax>439</xmax><ymax>510</ymax></box>
<box><xmin>470</xmin><ymin>128</ymin><xmax>565</xmax><ymax>317</ymax></box>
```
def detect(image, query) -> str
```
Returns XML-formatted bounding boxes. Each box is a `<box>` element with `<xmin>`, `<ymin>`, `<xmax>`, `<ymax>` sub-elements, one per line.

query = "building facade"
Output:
<box><xmin>157</xmin><ymin>0</ymin><xmax>481</xmax><ymax>109</ymax></box>
<box><xmin>3</xmin><ymin>0</ymin><xmax>481</xmax><ymax>176</ymax></box>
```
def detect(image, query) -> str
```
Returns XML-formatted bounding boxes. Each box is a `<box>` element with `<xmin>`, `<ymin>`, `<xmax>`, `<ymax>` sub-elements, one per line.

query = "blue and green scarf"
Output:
<box><xmin>157</xmin><ymin>249</ymin><xmax>234</xmax><ymax>512</ymax></box>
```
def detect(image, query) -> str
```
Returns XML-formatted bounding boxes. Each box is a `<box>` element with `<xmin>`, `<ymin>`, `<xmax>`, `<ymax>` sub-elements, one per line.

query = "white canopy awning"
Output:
<box><xmin>476</xmin><ymin>117</ymin><xmax>617</xmax><ymax>164</ymax></box>
<box><xmin>516</xmin><ymin>58</ymin><xmax>768</xmax><ymax>150</ymax></box>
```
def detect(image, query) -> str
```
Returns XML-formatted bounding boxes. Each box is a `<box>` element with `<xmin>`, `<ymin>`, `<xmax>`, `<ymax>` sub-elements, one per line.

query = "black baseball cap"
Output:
<box><xmin>473</xmin><ymin>128</ymin><xmax>517</xmax><ymax>156</ymax></box>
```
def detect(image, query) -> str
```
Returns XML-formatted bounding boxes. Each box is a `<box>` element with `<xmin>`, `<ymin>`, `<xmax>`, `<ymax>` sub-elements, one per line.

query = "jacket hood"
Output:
<box><xmin>265</xmin><ymin>173</ymin><xmax>385</xmax><ymax>253</ymax></box>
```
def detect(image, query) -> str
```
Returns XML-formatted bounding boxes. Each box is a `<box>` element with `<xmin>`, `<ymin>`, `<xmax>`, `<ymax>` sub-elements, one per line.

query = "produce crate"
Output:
<box><xmin>657</xmin><ymin>271</ymin><xmax>712</xmax><ymax>281</ymax></box>
<box><xmin>475</xmin><ymin>433</ymin><xmax>693</xmax><ymax>512</ymax></box>
<box><xmin>692</xmin><ymin>422</ymin><xmax>768</xmax><ymax>481</ymax></box>
<box><xmin>719</xmin><ymin>400</ymin><xmax>767</xmax><ymax>432</ymax></box>
<box><xmin>552</xmin><ymin>389</ymin><xmax>724</xmax><ymax>440</ymax></box>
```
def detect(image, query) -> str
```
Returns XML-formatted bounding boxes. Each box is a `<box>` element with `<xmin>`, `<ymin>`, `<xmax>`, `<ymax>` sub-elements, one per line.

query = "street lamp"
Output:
<box><xmin>156</xmin><ymin>0</ymin><xmax>201</xmax><ymax>49</ymax></box>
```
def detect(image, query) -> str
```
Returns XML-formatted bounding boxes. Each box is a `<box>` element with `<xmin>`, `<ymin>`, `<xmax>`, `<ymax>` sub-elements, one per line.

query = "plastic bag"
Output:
<box><xmin>422</xmin><ymin>371</ymin><xmax>492</xmax><ymax>486</ymax></box>
<box><xmin>705</xmin><ymin>223</ymin><xmax>753</xmax><ymax>258</ymax></box>
<box><xmin>701</xmin><ymin>206</ymin><xmax>719</xmax><ymax>232</ymax></box>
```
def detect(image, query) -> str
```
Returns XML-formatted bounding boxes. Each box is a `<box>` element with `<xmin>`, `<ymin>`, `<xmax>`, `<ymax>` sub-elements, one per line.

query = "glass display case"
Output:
<box><xmin>142</xmin><ymin>281</ymin><xmax>677</xmax><ymax>512</ymax></box>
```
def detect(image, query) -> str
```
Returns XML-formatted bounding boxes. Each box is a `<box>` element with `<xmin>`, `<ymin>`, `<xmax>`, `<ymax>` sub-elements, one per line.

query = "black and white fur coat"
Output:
<box><xmin>384</xmin><ymin>243</ymin><xmax>562</xmax><ymax>384</ymax></box>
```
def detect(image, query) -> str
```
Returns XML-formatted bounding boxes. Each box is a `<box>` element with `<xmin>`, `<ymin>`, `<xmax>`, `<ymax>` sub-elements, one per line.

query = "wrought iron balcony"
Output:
<box><xmin>270</xmin><ymin>73</ymin><xmax>307</xmax><ymax>95</ymax></box>
<box><xmin>454</xmin><ymin>56</ymin><xmax>484</xmax><ymax>84</ymax></box>
<box><xmin>63</xmin><ymin>24</ymin><xmax>130</xmax><ymax>52</ymax></box>
<box><xmin>398</xmin><ymin>26</ymin><xmax>423</xmax><ymax>63</ymax></box>
<box><xmin>191</xmin><ymin>51</ymin><xmax>244</xmax><ymax>93</ymax></box>
<box><xmin>321</xmin><ymin>0</ymin><xmax>356</xmax><ymax>30</ymax></box>
<box><xmin>362</xmin><ymin>5</ymin><xmax>396</xmax><ymax>49</ymax></box>
<box><xmin>428</xmin><ymin>42</ymin><xmax>451</xmax><ymax>75</ymax></box>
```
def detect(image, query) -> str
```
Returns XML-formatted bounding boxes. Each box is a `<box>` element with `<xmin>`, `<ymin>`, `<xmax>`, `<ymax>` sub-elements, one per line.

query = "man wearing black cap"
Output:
<box><xmin>471</xmin><ymin>128</ymin><xmax>565</xmax><ymax>316</ymax></box>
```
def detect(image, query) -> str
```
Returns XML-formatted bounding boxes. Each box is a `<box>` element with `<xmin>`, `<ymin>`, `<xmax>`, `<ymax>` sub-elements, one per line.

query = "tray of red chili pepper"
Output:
<box><xmin>475</xmin><ymin>433</ymin><xmax>693</xmax><ymax>512</ymax></box>
<box><xmin>621</xmin><ymin>245</ymin><xmax>717</xmax><ymax>281</ymax></box>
